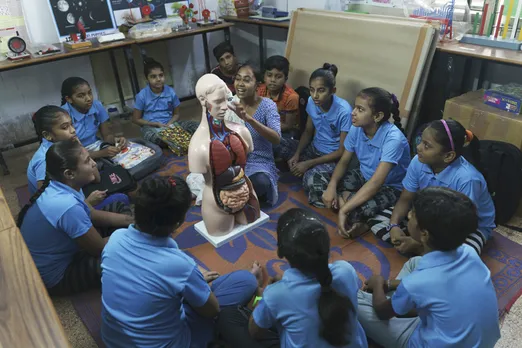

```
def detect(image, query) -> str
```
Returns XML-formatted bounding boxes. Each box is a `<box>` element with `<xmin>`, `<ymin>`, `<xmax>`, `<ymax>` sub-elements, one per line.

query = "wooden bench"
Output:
<box><xmin>0</xmin><ymin>188</ymin><xmax>69</xmax><ymax>347</ymax></box>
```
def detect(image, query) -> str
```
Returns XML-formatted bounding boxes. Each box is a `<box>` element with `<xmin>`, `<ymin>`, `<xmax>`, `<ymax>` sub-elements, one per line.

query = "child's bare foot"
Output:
<box><xmin>250</xmin><ymin>261</ymin><xmax>265</xmax><ymax>288</ymax></box>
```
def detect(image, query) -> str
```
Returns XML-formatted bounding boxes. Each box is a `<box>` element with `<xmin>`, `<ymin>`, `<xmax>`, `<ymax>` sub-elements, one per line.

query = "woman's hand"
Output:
<box><xmin>231</xmin><ymin>102</ymin><xmax>253</xmax><ymax>123</ymax></box>
<box><xmin>322</xmin><ymin>186</ymin><xmax>338</xmax><ymax>209</ymax></box>
<box><xmin>150</xmin><ymin>122</ymin><xmax>165</xmax><ymax>128</ymax></box>
<box><xmin>86</xmin><ymin>190</ymin><xmax>107</xmax><ymax>206</ymax></box>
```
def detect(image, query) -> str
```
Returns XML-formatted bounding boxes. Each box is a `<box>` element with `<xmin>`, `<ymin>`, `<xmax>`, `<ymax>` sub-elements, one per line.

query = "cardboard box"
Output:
<box><xmin>483</xmin><ymin>83</ymin><xmax>522</xmax><ymax>114</ymax></box>
<box><xmin>444</xmin><ymin>90</ymin><xmax>522</xmax><ymax>150</ymax></box>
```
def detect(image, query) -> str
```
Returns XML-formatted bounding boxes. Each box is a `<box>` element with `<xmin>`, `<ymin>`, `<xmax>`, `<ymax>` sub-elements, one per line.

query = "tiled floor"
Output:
<box><xmin>1</xmin><ymin>100</ymin><xmax>521</xmax><ymax>347</ymax></box>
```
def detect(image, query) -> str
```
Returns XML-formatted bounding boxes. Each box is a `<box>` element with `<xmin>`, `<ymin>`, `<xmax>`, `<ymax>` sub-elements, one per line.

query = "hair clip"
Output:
<box><xmin>168</xmin><ymin>177</ymin><xmax>177</xmax><ymax>187</ymax></box>
<box><xmin>391</xmin><ymin>93</ymin><xmax>398</xmax><ymax>104</ymax></box>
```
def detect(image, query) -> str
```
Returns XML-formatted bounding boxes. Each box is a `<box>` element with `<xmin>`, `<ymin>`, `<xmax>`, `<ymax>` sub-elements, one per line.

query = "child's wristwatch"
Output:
<box><xmin>386</xmin><ymin>224</ymin><xmax>400</xmax><ymax>232</ymax></box>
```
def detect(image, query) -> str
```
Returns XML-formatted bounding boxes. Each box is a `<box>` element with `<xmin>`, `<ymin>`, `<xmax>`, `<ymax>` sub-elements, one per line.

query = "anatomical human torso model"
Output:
<box><xmin>188</xmin><ymin>74</ymin><xmax>260</xmax><ymax>235</ymax></box>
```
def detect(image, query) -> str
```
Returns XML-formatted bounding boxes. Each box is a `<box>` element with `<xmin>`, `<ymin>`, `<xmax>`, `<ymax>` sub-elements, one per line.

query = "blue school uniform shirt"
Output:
<box><xmin>101</xmin><ymin>225</ymin><xmax>211</xmax><ymax>348</ymax></box>
<box><xmin>27</xmin><ymin>138</ymin><xmax>53</xmax><ymax>195</ymax></box>
<box><xmin>392</xmin><ymin>244</ymin><xmax>500</xmax><ymax>348</ymax></box>
<box><xmin>403</xmin><ymin>155</ymin><xmax>496</xmax><ymax>239</ymax></box>
<box><xmin>344</xmin><ymin>122</ymin><xmax>410</xmax><ymax>190</ymax></box>
<box><xmin>134</xmin><ymin>85</ymin><xmax>181</xmax><ymax>125</ymax></box>
<box><xmin>62</xmin><ymin>100</ymin><xmax>109</xmax><ymax>147</ymax></box>
<box><xmin>306</xmin><ymin>95</ymin><xmax>352</xmax><ymax>154</ymax></box>
<box><xmin>253</xmin><ymin>261</ymin><xmax>368</xmax><ymax>348</ymax></box>
<box><xmin>20</xmin><ymin>180</ymin><xmax>92</xmax><ymax>288</ymax></box>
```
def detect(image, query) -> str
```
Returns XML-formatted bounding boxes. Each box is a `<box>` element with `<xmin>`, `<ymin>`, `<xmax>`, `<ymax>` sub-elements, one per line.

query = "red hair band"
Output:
<box><xmin>168</xmin><ymin>177</ymin><xmax>176</xmax><ymax>187</ymax></box>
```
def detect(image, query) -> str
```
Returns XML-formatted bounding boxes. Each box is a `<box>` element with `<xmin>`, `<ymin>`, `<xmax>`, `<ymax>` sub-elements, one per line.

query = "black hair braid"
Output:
<box><xmin>32</xmin><ymin>105</ymin><xmax>68</xmax><ymax>142</ymax></box>
<box><xmin>390</xmin><ymin>94</ymin><xmax>404</xmax><ymax>133</ymax></box>
<box><xmin>17</xmin><ymin>176</ymin><xmax>50</xmax><ymax>227</ymax></box>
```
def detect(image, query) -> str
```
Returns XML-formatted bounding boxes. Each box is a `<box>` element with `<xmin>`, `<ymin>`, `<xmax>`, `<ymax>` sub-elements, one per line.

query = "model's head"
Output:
<box><xmin>196</xmin><ymin>74</ymin><xmax>229</xmax><ymax>120</ymax></box>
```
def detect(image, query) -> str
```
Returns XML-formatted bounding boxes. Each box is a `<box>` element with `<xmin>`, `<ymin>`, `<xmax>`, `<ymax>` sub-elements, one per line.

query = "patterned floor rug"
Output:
<box><xmin>16</xmin><ymin>152</ymin><xmax>522</xmax><ymax>347</ymax></box>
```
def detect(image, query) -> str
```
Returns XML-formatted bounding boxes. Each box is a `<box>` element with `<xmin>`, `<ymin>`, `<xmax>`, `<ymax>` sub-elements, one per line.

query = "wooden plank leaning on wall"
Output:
<box><xmin>0</xmin><ymin>188</ymin><xmax>70</xmax><ymax>347</ymax></box>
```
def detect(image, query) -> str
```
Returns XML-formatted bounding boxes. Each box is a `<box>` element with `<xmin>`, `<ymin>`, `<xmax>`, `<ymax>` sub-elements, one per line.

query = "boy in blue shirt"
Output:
<box><xmin>132</xmin><ymin>58</ymin><xmax>198</xmax><ymax>148</ymax></box>
<box><xmin>101</xmin><ymin>176</ymin><xmax>264</xmax><ymax>348</ymax></box>
<box><xmin>359</xmin><ymin>187</ymin><xmax>500</xmax><ymax>348</ymax></box>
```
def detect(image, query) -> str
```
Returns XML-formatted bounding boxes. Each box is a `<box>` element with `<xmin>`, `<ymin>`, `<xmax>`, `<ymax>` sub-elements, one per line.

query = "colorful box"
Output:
<box><xmin>444</xmin><ymin>90</ymin><xmax>522</xmax><ymax>150</ymax></box>
<box><xmin>483</xmin><ymin>83</ymin><xmax>522</xmax><ymax>114</ymax></box>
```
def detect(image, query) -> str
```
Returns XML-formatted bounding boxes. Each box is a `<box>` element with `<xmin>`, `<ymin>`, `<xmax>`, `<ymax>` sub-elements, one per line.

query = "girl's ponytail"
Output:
<box><xmin>316</xmin><ymin>257</ymin><xmax>354</xmax><ymax>346</ymax></box>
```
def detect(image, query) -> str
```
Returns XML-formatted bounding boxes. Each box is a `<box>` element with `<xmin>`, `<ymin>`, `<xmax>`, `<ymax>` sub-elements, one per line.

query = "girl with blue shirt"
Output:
<box><xmin>231</xmin><ymin>64</ymin><xmax>281</xmax><ymax>206</ymax></box>
<box><xmin>19</xmin><ymin>140</ymin><xmax>133</xmax><ymax>295</ymax></box>
<box><xmin>132</xmin><ymin>58</ymin><xmax>199</xmax><ymax>147</ymax></box>
<box><xmin>101</xmin><ymin>176</ymin><xmax>265</xmax><ymax>348</ymax></box>
<box><xmin>321</xmin><ymin>88</ymin><xmax>410</xmax><ymax>239</ymax></box>
<box><xmin>368</xmin><ymin>119</ymin><xmax>495</xmax><ymax>255</ymax></box>
<box><xmin>61</xmin><ymin>77</ymin><xmax>127</xmax><ymax>159</ymax></box>
<box><xmin>275</xmin><ymin>63</ymin><xmax>353</xmax><ymax>206</ymax></box>
<box><xmin>358</xmin><ymin>187</ymin><xmax>500</xmax><ymax>348</ymax></box>
<box><xmin>27</xmin><ymin>105</ymin><xmax>131</xmax><ymax>212</ymax></box>
<box><xmin>218</xmin><ymin>208</ymin><xmax>368</xmax><ymax>348</ymax></box>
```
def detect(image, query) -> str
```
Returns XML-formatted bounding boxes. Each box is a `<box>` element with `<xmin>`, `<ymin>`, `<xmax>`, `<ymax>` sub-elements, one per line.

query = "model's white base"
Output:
<box><xmin>194</xmin><ymin>211</ymin><xmax>269</xmax><ymax>248</ymax></box>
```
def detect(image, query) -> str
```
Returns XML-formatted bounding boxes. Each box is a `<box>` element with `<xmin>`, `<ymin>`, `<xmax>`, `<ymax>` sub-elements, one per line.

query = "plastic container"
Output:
<box><xmin>128</xmin><ymin>20</ymin><xmax>172</xmax><ymax>39</ymax></box>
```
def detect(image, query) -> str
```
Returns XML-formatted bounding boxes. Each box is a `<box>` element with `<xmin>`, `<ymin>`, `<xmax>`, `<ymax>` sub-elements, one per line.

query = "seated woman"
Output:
<box><xmin>101</xmin><ymin>176</ymin><xmax>264</xmax><ymax>348</ymax></box>
<box><xmin>321</xmin><ymin>88</ymin><xmax>410</xmax><ymax>238</ymax></box>
<box><xmin>216</xmin><ymin>208</ymin><xmax>368</xmax><ymax>348</ymax></box>
<box><xmin>231</xmin><ymin>64</ymin><xmax>281</xmax><ymax>206</ymax></box>
<box><xmin>275</xmin><ymin>63</ymin><xmax>353</xmax><ymax>206</ymax></box>
<box><xmin>27</xmin><ymin>105</ymin><xmax>130</xmax><ymax>212</ymax></box>
<box><xmin>358</xmin><ymin>187</ymin><xmax>500</xmax><ymax>348</ymax></box>
<box><xmin>18</xmin><ymin>140</ymin><xmax>133</xmax><ymax>296</ymax></box>
<box><xmin>367</xmin><ymin>119</ymin><xmax>495</xmax><ymax>255</ymax></box>
<box><xmin>61</xmin><ymin>77</ymin><xmax>127</xmax><ymax>159</ymax></box>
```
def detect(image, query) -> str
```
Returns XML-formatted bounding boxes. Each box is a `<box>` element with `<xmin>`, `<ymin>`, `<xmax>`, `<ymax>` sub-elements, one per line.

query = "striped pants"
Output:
<box><xmin>367</xmin><ymin>207</ymin><xmax>486</xmax><ymax>254</ymax></box>
<box><xmin>312</xmin><ymin>168</ymin><xmax>401</xmax><ymax>223</ymax></box>
<box><xmin>47</xmin><ymin>199</ymin><xmax>132</xmax><ymax>296</ymax></box>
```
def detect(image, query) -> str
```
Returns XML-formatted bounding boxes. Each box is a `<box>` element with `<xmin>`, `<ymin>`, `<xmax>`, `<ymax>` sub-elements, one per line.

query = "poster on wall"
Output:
<box><xmin>0</xmin><ymin>0</ymin><xmax>29</xmax><ymax>55</ymax></box>
<box><xmin>47</xmin><ymin>0</ymin><xmax>117</xmax><ymax>42</ymax></box>
<box><xmin>111</xmin><ymin>0</ymin><xmax>186</xmax><ymax>26</ymax></box>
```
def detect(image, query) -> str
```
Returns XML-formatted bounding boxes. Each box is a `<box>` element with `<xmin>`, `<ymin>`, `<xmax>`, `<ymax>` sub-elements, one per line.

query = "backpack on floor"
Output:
<box><xmin>83</xmin><ymin>160</ymin><xmax>137</xmax><ymax>197</ymax></box>
<box><xmin>295</xmin><ymin>86</ymin><xmax>310</xmax><ymax>136</ymax></box>
<box><xmin>101</xmin><ymin>138</ymin><xmax>163</xmax><ymax>181</ymax></box>
<box><xmin>475</xmin><ymin>140</ymin><xmax>522</xmax><ymax>225</ymax></box>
